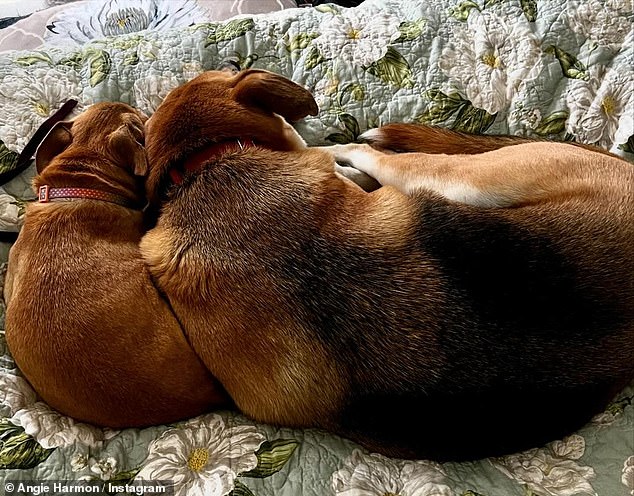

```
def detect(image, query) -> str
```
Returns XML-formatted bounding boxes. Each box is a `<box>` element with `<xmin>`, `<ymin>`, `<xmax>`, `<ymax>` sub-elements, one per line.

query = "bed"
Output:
<box><xmin>0</xmin><ymin>1</ymin><xmax>632</xmax><ymax>495</ymax></box>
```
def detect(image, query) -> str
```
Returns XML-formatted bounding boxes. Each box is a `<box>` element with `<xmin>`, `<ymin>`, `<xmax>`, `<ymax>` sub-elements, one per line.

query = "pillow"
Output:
<box><xmin>0</xmin><ymin>0</ymin><xmax>297</xmax><ymax>53</ymax></box>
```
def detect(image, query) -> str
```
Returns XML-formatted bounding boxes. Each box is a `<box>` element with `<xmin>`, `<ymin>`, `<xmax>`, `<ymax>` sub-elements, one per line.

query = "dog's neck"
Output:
<box><xmin>37</xmin><ymin>185</ymin><xmax>143</xmax><ymax>209</ymax></box>
<box><xmin>35</xmin><ymin>156</ymin><xmax>146</xmax><ymax>210</ymax></box>
<box><xmin>169</xmin><ymin>138</ymin><xmax>256</xmax><ymax>185</ymax></box>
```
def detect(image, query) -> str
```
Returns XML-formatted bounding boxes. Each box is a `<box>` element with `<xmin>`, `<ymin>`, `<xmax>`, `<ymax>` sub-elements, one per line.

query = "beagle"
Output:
<box><xmin>140</xmin><ymin>70</ymin><xmax>634</xmax><ymax>460</ymax></box>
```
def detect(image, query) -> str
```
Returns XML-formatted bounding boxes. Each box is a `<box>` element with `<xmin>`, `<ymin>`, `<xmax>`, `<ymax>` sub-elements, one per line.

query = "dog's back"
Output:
<box><xmin>330</xmin><ymin>185</ymin><xmax>634</xmax><ymax>459</ymax></box>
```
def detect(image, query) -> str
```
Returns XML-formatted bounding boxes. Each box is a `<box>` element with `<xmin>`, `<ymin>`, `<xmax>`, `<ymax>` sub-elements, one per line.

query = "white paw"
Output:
<box><xmin>319</xmin><ymin>143</ymin><xmax>377</xmax><ymax>169</ymax></box>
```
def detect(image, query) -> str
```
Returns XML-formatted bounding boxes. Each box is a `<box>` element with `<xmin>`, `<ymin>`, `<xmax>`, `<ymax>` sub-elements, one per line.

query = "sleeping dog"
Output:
<box><xmin>4</xmin><ymin>102</ymin><xmax>229</xmax><ymax>427</ymax></box>
<box><xmin>141</xmin><ymin>69</ymin><xmax>634</xmax><ymax>460</ymax></box>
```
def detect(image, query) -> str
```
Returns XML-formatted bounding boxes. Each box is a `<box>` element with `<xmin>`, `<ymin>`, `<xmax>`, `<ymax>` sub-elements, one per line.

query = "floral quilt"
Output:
<box><xmin>0</xmin><ymin>0</ymin><xmax>633</xmax><ymax>495</ymax></box>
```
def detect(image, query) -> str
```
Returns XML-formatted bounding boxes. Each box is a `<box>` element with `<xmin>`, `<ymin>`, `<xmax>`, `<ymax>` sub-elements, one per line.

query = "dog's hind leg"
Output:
<box><xmin>324</xmin><ymin>141</ymin><xmax>630</xmax><ymax>208</ymax></box>
<box><xmin>328</xmin><ymin>125</ymin><xmax>531</xmax><ymax>193</ymax></box>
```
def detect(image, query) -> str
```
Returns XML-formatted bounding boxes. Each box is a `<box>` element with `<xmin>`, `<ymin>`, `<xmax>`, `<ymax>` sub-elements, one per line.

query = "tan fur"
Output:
<box><xmin>141</xmin><ymin>70</ymin><xmax>634</xmax><ymax>460</ymax></box>
<box><xmin>4</xmin><ymin>102</ymin><xmax>229</xmax><ymax>428</ymax></box>
<box><xmin>325</xmin><ymin>141</ymin><xmax>632</xmax><ymax>208</ymax></box>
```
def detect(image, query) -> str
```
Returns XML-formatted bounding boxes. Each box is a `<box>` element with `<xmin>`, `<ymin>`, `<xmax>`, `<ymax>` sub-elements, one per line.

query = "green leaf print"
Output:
<box><xmin>57</xmin><ymin>53</ymin><xmax>84</xmax><ymax>70</ymax></box>
<box><xmin>285</xmin><ymin>33</ymin><xmax>319</xmax><ymax>52</ymax></box>
<box><xmin>546</xmin><ymin>45</ymin><xmax>589</xmax><ymax>80</ymax></box>
<box><xmin>339</xmin><ymin>83</ymin><xmax>365</xmax><ymax>105</ymax></box>
<box><xmin>365</xmin><ymin>47</ymin><xmax>414</xmax><ymax>88</ymax></box>
<box><xmin>395</xmin><ymin>19</ymin><xmax>427</xmax><ymax>42</ymax></box>
<box><xmin>231</xmin><ymin>53</ymin><xmax>261</xmax><ymax>70</ymax></box>
<box><xmin>326</xmin><ymin>132</ymin><xmax>353</xmax><ymax>144</ymax></box>
<box><xmin>618</xmin><ymin>135</ymin><xmax>634</xmax><ymax>153</ymax></box>
<box><xmin>206</xmin><ymin>18</ymin><xmax>255</xmax><ymax>46</ymax></box>
<box><xmin>451</xmin><ymin>103</ymin><xmax>497</xmax><ymax>133</ymax></box>
<box><xmin>520</xmin><ymin>0</ymin><xmax>538</xmax><ymax>21</ymax></box>
<box><xmin>326</xmin><ymin>113</ymin><xmax>362</xmax><ymax>144</ymax></box>
<box><xmin>230</xmin><ymin>481</ymin><xmax>256</xmax><ymax>496</ymax></box>
<box><xmin>462</xmin><ymin>491</ymin><xmax>489</xmax><ymax>496</ymax></box>
<box><xmin>240</xmin><ymin>439</ymin><xmax>299</xmax><ymax>478</ymax></box>
<box><xmin>15</xmin><ymin>52</ymin><xmax>54</xmax><ymax>67</ymax></box>
<box><xmin>124</xmin><ymin>52</ymin><xmax>140</xmax><ymax>66</ymax></box>
<box><xmin>339</xmin><ymin>113</ymin><xmax>361</xmax><ymax>139</ymax></box>
<box><xmin>419</xmin><ymin>89</ymin><xmax>466</xmax><ymax>123</ymax></box>
<box><xmin>87</xmin><ymin>50</ymin><xmax>112</xmax><ymax>87</ymax></box>
<box><xmin>0</xmin><ymin>418</ymin><xmax>55</xmax><ymax>469</ymax></box>
<box><xmin>534</xmin><ymin>111</ymin><xmax>568</xmax><ymax>136</ymax></box>
<box><xmin>304</xmin><ymin>46</ymin><xmax>325</xmax><ymax>70</ymax></box>
<box><xmin>315</xmin><ymin>4</ymin><xmax>341</xmax><ymax>14</ymax></box>
<box><xmin>0</xmin><ymin>140</ymin><xmax>20</xmax><ymax>176</ymax></box>
<box><xmin>605</xmin><ymin>394</ymin><xmax>633</xmax><ymax>416</ymax></box>
<box><xmin>450</xmin><ymin>1</ymin><xmax>481</xmax><ymax>22</ymax></box>
<box><xmin>419</xmin><ymin>89</ymin><xmax>496</xmax><ymax>133</ymax></box>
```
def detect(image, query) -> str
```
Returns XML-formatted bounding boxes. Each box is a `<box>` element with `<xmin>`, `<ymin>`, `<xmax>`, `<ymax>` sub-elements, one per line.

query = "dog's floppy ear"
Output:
<box><xmin>35</xmin><ymin>121</ymin><xmax>74</xmax><ymax>173</ymax></box>
<box><xmin>232</xmin><ymin>70</ymin><xmax>319</xmax><ymax>121</ymax></box>
<box><xmin>109</xmin><ymin>120</ymin><xmax>148</xmax><ymax>177</ymax></box>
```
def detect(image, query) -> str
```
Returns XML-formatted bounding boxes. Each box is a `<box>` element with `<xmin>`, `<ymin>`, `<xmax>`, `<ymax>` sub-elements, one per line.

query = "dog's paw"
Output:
<box><xmin>320</xmin><ymin>144</ymin><xmax>384</xmax><ymax>177</ymax></box>
<box><xmin>334</xmin><ymin>164</ymin><xmax>381</xmax><ymax>192</ymax></box>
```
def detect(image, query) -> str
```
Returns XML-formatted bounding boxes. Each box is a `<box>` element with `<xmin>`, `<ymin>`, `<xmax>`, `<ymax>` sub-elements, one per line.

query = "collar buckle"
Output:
<box><xmin>38</xmin><ymin>185</ymin><xmax>50</xmax><ymax>202</ymax></box>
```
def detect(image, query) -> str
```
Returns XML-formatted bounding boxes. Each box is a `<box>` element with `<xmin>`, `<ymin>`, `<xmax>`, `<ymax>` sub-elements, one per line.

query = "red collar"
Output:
<box><xmin>38</xmin><ymin>185</ymin><xmax>141</xmax><ymax>209</ymax></box>
<box><xmin>169</xmin><ymin>138</ymin><xmax>256</xmax><ymax>185</ymax></box>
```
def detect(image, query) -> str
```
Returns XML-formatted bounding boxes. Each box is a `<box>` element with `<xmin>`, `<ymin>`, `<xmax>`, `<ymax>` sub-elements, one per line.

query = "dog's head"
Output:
<box><xmin>144</xmin><ymin>69</ymin><xmax>318</xmax><ymax>204</ymax></box>
<box><xmin>35</xmin><ymin>102</ymin><xmax>148</xmax><ymax>178</ymax></box>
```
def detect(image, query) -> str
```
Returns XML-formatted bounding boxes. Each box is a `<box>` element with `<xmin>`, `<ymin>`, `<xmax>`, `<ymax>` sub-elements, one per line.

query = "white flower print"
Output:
<box><xmin>314</xmin><ymin>73</ymin><xmax>340</xmax><ymax>109</ymax></box>
<box><xmin>133</xmin><ymin>73</ymin><xmax>182</xmax><ymax>115</ymax></box>
<box><xmin>590</xmin><ymin>395</ymin><xmax>630</xmax><ymax>426</ymax></box>
<box><xmin>91</xmin><ymin>457</ymin><xmax>119</xmax><ymax>480</ymax></box>
<box><xmin>0</xmin><ymin>193</ymin><xmax>21</xmax><ymax>231</ymax></box>
<box><xmin>491</xmin><ymin>435</ymin><xmax>597</xmax><ymax>496</ymax></box>
<box><xmin>566</xmin><ymin>66</ymin><xmax>634</xmax><ymax>148</ymax></box>
<box><xmin>332</xmin><ymin>449</ymin><xmax>453</xmax><ymax>496</ymax></box>
<box><xmin>0</xmin><ymin>372</ymin><xmax>117</xmax><ymax>449</ymax></box>
<box><xmin>439</xmin><ymin>10</ymin><xmax>542</xmax><ymax>115</ymax></box>
<box><xmin>11</xmin><ymin>402</ymin><xmax>118</xmax><ymax>449</ymax></box>
<box><xmin>44</xmin><ymin>0</ymin><xmax>208</xmax><ymax>46</ymax></box>
<box><xmin>135</xmin><ymin>414</ymin><xmax>265</xmax><ymax>496</ymax></box>
<box><xmin>615</xmin><ymin>112</ymin><xmax>634</xmax><ymax>147</ymax></box>
<box><xmin>312</xmin><ymin>10</ymin><xmax>402</xmax><ymax>66</ymax></box>
<box><xmin>509</xmin><ymin>101</ymin><xmax>543</xmax><ymax>134</ymax></box>
<box><xmin>181</xmin><ymin>61</ymin><xmax>204</xmax><ymax>82</ymax></box>
<box><xmin>0</xmin><ymin>374</ymin><xmax>36</xmax><ymax>416</ymax></box>
<box><xmin>566</xmin><ymin>0</ymin><xmax>632</xmax><ymax>52</ymax></box>
<box><xmin>0</xmin><ymin>67</ymin><xmax>83</xmax><ymax>151</ymax></box>
<box><xmin>71</xmin><ymin>453</ymin><xmax>90</xmax><ymax>472</ymax></box>
<box><xmin>623</xmin><ymin>456</ymin><xmax>634</xmax><ymax>496</ymax></box>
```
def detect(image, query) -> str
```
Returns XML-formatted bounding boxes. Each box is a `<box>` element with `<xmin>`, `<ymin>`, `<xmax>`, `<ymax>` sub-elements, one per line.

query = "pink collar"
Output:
<box><xmin>38</xmin><ymin>185</ymin><xmax>141</xmax><ymax>210</ymax></box>
<box><xmin>168</xmin><ymin>138</ymin><xmax>256</xmax><ymax>185</ymax></box>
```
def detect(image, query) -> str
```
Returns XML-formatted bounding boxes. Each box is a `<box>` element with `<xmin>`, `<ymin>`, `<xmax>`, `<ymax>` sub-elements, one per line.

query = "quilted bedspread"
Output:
<box><xmin>0</xmin><ymin>1</ymin><xmax>633</xmax><ymax>495</ymax></box>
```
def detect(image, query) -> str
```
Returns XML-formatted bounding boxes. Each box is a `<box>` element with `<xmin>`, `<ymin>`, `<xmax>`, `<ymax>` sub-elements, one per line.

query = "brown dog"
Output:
<box><xmin>4</xmin><ymin>102</ymin><xmax>229</xmax><ymax>428</ymax></box>
<box><xmin>141</xmin><ymin>69</ymin><xmax>634</xmax><ymax>460</ymax></box>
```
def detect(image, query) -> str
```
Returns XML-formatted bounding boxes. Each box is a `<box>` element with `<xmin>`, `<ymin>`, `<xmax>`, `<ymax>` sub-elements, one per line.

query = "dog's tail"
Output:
<box><xmin>360</xmin><ymin>123</ymin><xmax>616</xmax><ymax>157</ymax></box>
